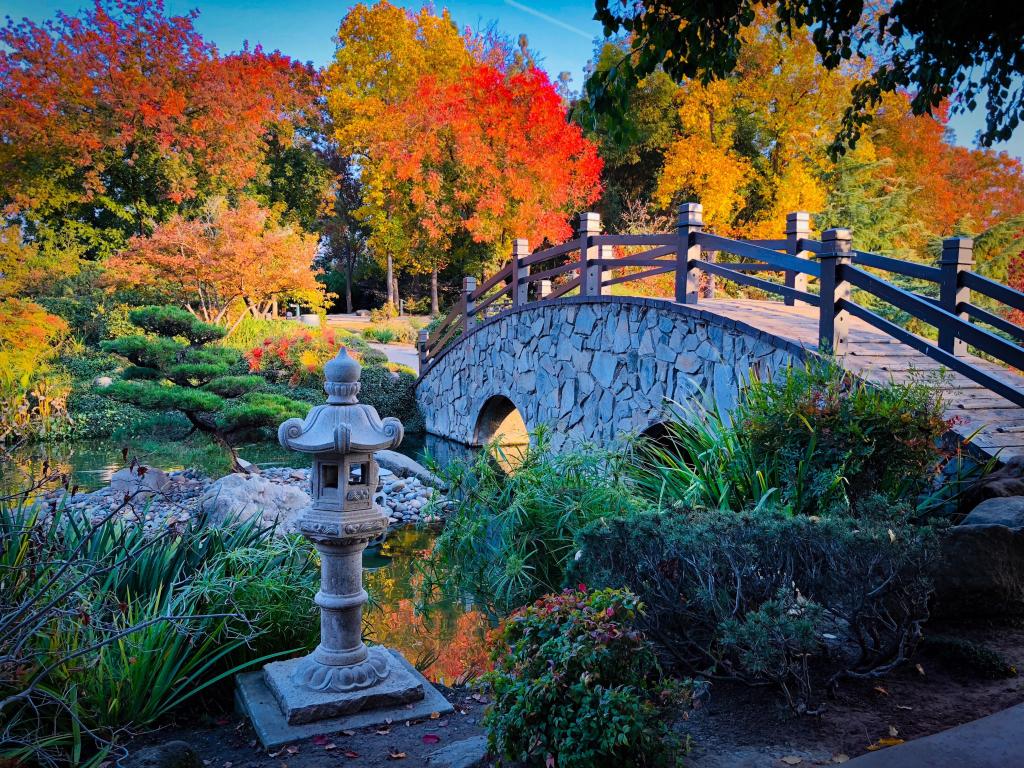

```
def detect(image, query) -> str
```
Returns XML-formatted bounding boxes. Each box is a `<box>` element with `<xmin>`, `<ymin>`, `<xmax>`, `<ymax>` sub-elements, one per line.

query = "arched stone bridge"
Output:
<box><xmin>415</xmin><ymin>206</ymin><xmax>1024</xmax><ymax>461</ymax></box>
<box><xmin>416</xmin><ymin>294</ymin><xmax>1024</xmax><ymax>460</ymax></box>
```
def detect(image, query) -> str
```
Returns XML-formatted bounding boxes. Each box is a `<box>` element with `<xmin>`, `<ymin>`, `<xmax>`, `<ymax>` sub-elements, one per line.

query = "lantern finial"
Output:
<box><xmin>324</xmin><ymin>347</ymin><xmax>361</xmax><ymax>404</ymax></box>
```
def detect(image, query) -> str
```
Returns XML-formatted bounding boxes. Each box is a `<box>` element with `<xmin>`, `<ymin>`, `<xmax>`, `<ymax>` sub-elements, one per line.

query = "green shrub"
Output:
<box><xmin>484</xmin><ymin>587</ymin><xmax>693</xmax><ymax>768</ymax></box>
<box><xmin>633</xmin><ymin>359</ymin><xmax>951</xmax><ymax>517</ymax></box>
<box><xmin>358</xmin><ymin>364</ymin><xmax>423</xmax><ymax>433</ymax></box>
<box><xmin>569</xmin><ymin>506</ymin><xmax>937</xmax><ymax>712</ymax></box>
<box><xmin>0</xmin><ymin>490</ymin><xmax>317</xmax><ymax>766</ymax></box>
<box><xmin>426</xmin><ymin>432</ymin><xmax>647</xmax><ymax>612</ymax></box>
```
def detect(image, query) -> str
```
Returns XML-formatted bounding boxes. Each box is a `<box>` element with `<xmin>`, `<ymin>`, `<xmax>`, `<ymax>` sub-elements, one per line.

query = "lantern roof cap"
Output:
<box><xmin>277</xmin><ymin>348</ymin><xmax>404</xmax><ymax>454</ymax></box>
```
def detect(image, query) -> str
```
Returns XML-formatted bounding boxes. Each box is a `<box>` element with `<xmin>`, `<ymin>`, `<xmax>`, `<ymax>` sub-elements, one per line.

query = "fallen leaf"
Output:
<box><xmin>866</xmin><ymin>737</ymin><xmax>905</xmax><ymax>751</ymax></box>
<box><xmin>873</xmin><ymin>686</ymin><xmax>889</xmax><ymax>696</ymax></box>
<box><xmin>915</xmin><ymin>663</ymin><xmax>925</xmax><ymax>676</ymax></box>
<box><xmin>266</xmin><ymin>750</ymin><xmax>282</xmax><ymax>759</ymax></box>
<box><xmin>896</xmin><ymin>704</ymin><xmax>913</xmax><ymax>711</ymax></box>
<box><xmin>422</xmin><ymin>734</ymin><xmax>441</xmax><ymax>745</ymax></box>
<box><xmin>780</xmin><ymin>757</ymin><xmax>802</xmax><ymax>765</ymax></box>
<box><xmin>285</xmin><ymin>747</ymin><xmax>298</xmax><ymax>755</ymax></box>
<box><xmin>343</xmin><ymin>751</ymin><xmax>360</xmax><ymax>759</ymax></box>
<box><xmin>323</xmin><ymin>743</ymin><xmax>337</xmax><ymax>751</ymax></box>
<box><xmin>430</xmin><ymin>711</ymin><xmax>441</xmax><ymax>719</ymax></box>
<box><xmin>888</xmin><ymin>725</ymin><xmax>899</xmax><ymax>738</ymax></box>
<box><xmin>832</xmin><ymin>755</ymin><xmax>849</xmax><ymax>764</ymax></box>
<box><xmin>312</xmin><ymin>735</ymin><xmax>330</xmax><ymax>746</ymax></box>
<box><xmin>375</xmin><ymin>727</ymin><xmax>391</xmax><ymax>736</ymax></box>
<box><xmin>388</xmin><ymin>750</ymin><xmax>407</xmax><ymax>760</ymax></box>
<box><xmin>341</xmin><ymin>729</ymin><xmax>356</xmax><ymax>736</ymax></box>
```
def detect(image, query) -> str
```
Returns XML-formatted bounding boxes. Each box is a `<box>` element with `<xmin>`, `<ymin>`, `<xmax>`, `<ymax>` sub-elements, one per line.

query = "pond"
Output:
<box><xmin>363</xmin><ymin>526</ymin><xmax>494</xmax><ymax>685</ymax></box>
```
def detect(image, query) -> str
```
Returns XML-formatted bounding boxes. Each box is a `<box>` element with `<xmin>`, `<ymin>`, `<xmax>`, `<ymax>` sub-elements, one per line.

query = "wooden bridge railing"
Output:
<box><xmin>417</xmin><ymin>203</ymin><xmax>1024</xmax><ymax>406</ymax></box>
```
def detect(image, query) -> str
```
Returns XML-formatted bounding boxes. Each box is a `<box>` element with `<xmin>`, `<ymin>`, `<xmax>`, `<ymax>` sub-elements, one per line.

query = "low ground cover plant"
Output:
<box><xmin>569</xmin><ymin>505</ymin><xmax>937</xmax><ymax>713</ymax></box>
<box><xmin>485</xmin><ymin>587</ymin><xmax>693</xmax><ymax>768</ymax></box>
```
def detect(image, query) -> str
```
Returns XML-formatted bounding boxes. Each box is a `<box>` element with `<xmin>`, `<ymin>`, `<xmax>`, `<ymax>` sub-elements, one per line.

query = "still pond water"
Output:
<box><xmin>0</xmin><ymin>434</ymin><xmax>493</xmax><ymax>684</ymax></box>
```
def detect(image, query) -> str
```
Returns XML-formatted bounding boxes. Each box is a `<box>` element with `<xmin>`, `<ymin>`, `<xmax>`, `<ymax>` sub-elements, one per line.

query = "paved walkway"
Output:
<box><xmin>701</xmin><ymin>299</ymin><xmax>1024</xmax><ymax>462</ymax></box>
<box><xmin>369</xmin><ymin>342</ymin><xmax>419</xmax><ymax>373</ymax></box>
<box><xmin>844</xmin><ymin>701</ymin><xmax>1024</xmax><ymax>766</ymax></box>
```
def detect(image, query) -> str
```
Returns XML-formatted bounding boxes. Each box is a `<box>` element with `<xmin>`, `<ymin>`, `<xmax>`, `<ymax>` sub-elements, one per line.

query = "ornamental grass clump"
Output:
<box><xmin>632</xmin><ymin>358</ymin><xmax>953</xmax><ymax>517</ymax></box>
<box><xmin>100</xmin><ymin>306</ymin><xmax>309</xmax><ymax>471</ymax></box>
<box><xmin>0</xmin><ymin>477</ymin><xmax>318</xmax><ymax>767</ymax></box>
<box><xmin>485</xmin><ymin>587</ymin><xmax>694</xmax><ymax>768</ymax></box>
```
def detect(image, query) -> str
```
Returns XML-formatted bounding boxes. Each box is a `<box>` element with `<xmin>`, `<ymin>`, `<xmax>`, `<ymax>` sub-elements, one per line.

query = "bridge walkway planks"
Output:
<box><xmin>695</xmin><ymin>298</ymin><xmax>1024</xmax><ymax>463</ymax></box>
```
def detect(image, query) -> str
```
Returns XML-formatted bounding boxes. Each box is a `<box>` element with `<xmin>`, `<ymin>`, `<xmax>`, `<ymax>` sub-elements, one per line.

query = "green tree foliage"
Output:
<box><xmin>100</xmin><ymin>307</ymin><xmax>309</xmax><ymax>470</ymax></box>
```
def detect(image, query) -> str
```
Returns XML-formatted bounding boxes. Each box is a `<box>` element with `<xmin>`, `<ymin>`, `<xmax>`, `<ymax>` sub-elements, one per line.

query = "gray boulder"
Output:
<box><xmin>109</xmin><ymin>466</ymin><xmax>170</xmax><ymax>500</ymax></box>
<box><xmin>376</xmin><ymin>449</ymin><xmax>444</xmax><ymax>488</ymax></box>
<box><xmin>124</xmin><ymin>741</ymin><xmax>202</xmax><ymax>768</ymax></box>
<box><xmin>933</xmin><ymin>496</ymin><xmax>1024</xmax><ymax>618</ymax></box>
<box><xmin>199</xmin><ymin>473</ymin><xmax>311</xmax><ymax>530</ymax></box>
<box><xmin>961</xmin><ymin>456</ymin><xmax>1024</xmax><ymax>512</ymax></box>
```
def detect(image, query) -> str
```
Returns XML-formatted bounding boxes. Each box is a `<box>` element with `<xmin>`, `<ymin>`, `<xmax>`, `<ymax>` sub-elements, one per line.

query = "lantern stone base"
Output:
<box><xmin>236</xmin><ymin>649</ymin><xmax>454</xmax><ymax>749</ymax></box>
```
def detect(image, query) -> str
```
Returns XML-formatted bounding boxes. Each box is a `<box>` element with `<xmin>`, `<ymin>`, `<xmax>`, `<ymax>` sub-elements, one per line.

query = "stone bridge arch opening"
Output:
<box><xmin>474</xmin><ymin>395</ymin><xmax>529</xmax><ymax>449</ymax></box>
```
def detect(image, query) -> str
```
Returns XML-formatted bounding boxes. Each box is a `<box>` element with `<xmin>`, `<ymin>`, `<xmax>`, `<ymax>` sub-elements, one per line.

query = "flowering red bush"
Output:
<box><xmin>245</xmin><ymin>329</ymin><xmax>344</xmax><ymax>387</ymax></box>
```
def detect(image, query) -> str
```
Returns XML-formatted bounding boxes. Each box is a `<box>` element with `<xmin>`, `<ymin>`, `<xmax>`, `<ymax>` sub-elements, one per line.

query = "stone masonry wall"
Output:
<box><xmin>416</xmin><ymin>296</ymin><xmax>808</xmax><ymax>450</ymax></box>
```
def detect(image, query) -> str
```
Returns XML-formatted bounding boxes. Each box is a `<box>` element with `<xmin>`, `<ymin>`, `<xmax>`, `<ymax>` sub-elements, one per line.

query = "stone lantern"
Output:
<box><xmin>238</xmin><ymin>347</ymin><xmax>450</xmax><ymax>745</ymax></box>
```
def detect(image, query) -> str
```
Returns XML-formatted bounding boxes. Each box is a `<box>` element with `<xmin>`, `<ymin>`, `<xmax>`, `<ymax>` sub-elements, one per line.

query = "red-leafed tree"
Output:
<box><xmin>104</xmin><ymin>197</ymin><xmax>324</xmax><ymax>328</ymax></box>
<box><xmin>367</xmin><ymin>62</ymin><xmax>603</xmax><ymax>312</ymax></box>
<box><xmin>0</xmin><ymin>0</ymin><xmax>316</xmax><ymax>262</ymax></box>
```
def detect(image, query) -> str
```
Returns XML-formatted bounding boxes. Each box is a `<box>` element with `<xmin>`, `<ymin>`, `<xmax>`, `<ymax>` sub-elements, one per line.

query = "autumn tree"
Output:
<box><xmin>590</xmin><ymin>0</ymin><xmax>1024</xmax><ymax>155</ymax></box>
<box><xmin>0</xmin><ymin>0</ymin><xmax>317</xmax><ymax>263</ymax></box>
<box><xmin>104</xmin><ymin>197</ymin><xmax>324</xmax><ymax>328</ymax></box>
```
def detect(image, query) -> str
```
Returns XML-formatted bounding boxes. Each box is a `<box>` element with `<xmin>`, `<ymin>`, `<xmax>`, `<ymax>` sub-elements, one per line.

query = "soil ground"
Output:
<box><xmin>131</xmin><ymin>621</ymin><xmax>1024</xmax><ymax>768</ymax></box>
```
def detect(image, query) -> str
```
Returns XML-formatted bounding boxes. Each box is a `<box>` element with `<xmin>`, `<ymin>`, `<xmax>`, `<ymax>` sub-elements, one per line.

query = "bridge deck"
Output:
<box><xmin>698</xmin><ymin>299</ymin><xmax>1024</xmax><ymax>462</ymax></box>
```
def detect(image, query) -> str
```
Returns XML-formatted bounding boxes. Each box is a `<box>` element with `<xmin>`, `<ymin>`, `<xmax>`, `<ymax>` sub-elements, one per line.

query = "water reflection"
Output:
<box><xmin>363</xmin><ymin>526</ymin><xmax>493</xmax><ymax>685</ymax></box>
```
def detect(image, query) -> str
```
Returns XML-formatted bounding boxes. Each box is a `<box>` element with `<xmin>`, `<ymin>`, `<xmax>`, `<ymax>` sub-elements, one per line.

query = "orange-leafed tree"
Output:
<box><xmin>0</xmin><ymin>0</ymin><xmax>315</xmax><ymax>262</ymax></box>
<box><xmin>104</xmin><ymin>197</ymin><xmax>324</xmax><ymax>328</ymax></box>
<box><xmin>368</xmin><ymin>62</ymin><xmax>603</xmax><ymax>312</ymax></box>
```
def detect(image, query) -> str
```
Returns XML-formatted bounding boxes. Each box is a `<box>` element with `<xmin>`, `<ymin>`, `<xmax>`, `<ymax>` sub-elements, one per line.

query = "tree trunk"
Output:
<box><xmin>393</xmin><ymin>277</ymin><xmax>400</xmax><ymax>313</ymax></box>
<box><xmin>345</xmin><ymin>250</ymin><xmax>354</xmax><ymax>314</ymax></box>
<box><xmin>431</xmin><ymin>264</ymin><xmax>439</xmax><ymax>316</ymax></box>
<box><xmin>386</xmin><ymin>253</ymin><xmax>394</xmax><ymax>307</ymax></box>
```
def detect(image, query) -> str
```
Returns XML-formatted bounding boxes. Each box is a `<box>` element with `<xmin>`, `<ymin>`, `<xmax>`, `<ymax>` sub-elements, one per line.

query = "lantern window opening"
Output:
<box><xmin>322</xmin><ymin>463</ymin><xmax>340</xmax><ymax>489</ymax></box>
<box><xmin>349</xmin><ymin>462</ymin><xmax>370</xmax><ymax>486</ymax></box>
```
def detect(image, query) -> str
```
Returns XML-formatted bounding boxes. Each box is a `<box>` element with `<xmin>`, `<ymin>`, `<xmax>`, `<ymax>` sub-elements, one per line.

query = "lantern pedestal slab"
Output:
<box><xmin>237</xmin><ymin>649</ymin><xmax>454</xmax><ymax>749</ymax></box>
<box><xmin>264</xmin><ymin>645</ymin><xmax>424</xmax><ymax>725</ymax></box>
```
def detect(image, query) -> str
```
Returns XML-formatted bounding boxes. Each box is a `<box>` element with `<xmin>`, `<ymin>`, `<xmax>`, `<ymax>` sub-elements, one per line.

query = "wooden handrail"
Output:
<box><xmin>417</xmin><ymin>204</ymin><xmax>1024</xmax><ymax>402</ymax></box>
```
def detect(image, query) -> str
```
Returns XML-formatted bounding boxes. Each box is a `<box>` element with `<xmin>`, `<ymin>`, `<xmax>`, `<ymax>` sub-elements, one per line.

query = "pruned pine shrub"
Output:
<box><xmin>100</xmin><ymin>306</ymin><xmax>309</xmax><ymax>470</ymax></box>
<box><xmin>485</xmin><ymin>587</ymin><xmax>694</xmax><ymax>768</ymax></box>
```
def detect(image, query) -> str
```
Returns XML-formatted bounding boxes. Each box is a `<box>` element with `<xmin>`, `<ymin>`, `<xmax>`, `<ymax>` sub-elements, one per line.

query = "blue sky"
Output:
<box><xmin>3</xmin><ymin>0</ymin><xmax>1021</xmax><ymax>159</ymax></box>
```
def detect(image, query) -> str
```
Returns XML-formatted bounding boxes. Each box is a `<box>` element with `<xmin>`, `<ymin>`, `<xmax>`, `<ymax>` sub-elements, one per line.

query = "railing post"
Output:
<box><xmin>676</xmin><ymin>202</ymin><xmax>702</xmax><ymax>304</ymax></box>
<box><xmin>818</xmin><ymin>228</ymin><xmax>852</xmax><ymax>357</ymax></box>
<box><xmin>462</xmin><ymin>276</ymin><xmax>477</xmax><ymax>332</ymax></box>
<box><xmin>579</xmin><ymin>212</ymin><xmax>601</xmax><ymax>297</ymax></box>
<box><xmin>417</xmin><ymin>329</ymin><xmax>429</xmax><ymax>369</ymax></box>
<box><xmin>511</xmin><ymin>238</ymin><xmax>530</xmax><ymax>307</ymax></box>
<box><xmin>939</xmin><ymin>237</ymin><xmax>974</xmax><ymax>357</ymax></box>
<box><xmin>538</xmin><ymin>279</ymin><xmax>552</xmax><ymax>300</ymax></box>
<box><xmin>785</xmin><ymin>211</ymin><xmax>811</xmax><ymax>306</ymax></box>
